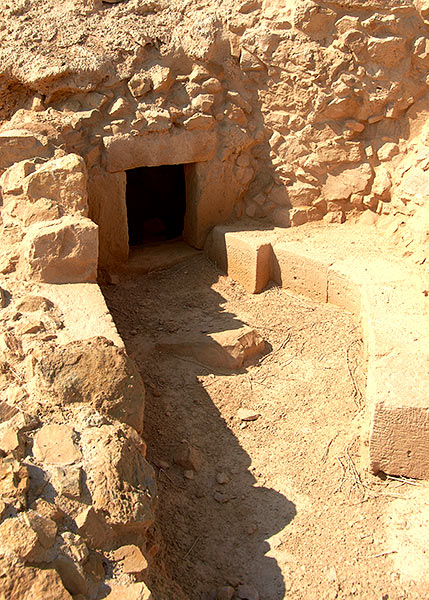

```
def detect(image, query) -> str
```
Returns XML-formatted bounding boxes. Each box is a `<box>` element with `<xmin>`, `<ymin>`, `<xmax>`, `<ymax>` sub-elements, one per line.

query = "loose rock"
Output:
<box><xmin>237</xmin><ymin>409</ymin><xmax>260</xmax><ymax>422</ymax></box>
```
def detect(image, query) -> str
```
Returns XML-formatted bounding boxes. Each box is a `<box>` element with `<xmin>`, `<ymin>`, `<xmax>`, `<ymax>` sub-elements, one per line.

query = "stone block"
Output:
<box><xmin>87</xmin><ymin>168</ymin><xmax>128</xmax><ymax>268</ymax></box>
<box><xmin>205</xmin><ymin>226</ymin><xmax>273</xmax><ymax>293</ymax></box>
<box><xmin>22</xmin><ymin>216</ymin><xmax>98</xmax><ymax>283</ymax></box>
<box><xmin>0</xmin><ymin>556</ymin><xmax>72</xmax><ymax>600</ymax></box>
<box><xmin>103</xmin><ymin>130</ymin><xmax>217</xmax><ymax>172</ymax></box>
<box><xmin>327</xmin><ymin>261</ymin><xmax>363</xmax><ymax>315</ymax></box>
<box><xmin>361</xmin><ymin>282</ymin><xmax>429</xmax><ymax>359</ymax></box>
<box><xmin>33</xmin><ymin>424</ymin><xmax>81</xmax><ymax>465</ymax></box>
<box><xmin>0</xmin><ymin>130</ymin><xmax>51</xmax><ymax>169</ymax></box>
<box><xmin>22</xmin><ymin>154</ymin><xmax>88</xmax><ymax>216</ymax></box>
<box><xmin>272</xmin><ymin>242</ymin><xmax>332</xmax><ymax>303</ymax></box>
<box><xmin>34</xmin><ymin>337</ymin><xmax>144</xmax><ymax>433</ymax></box>
<box><xmin>328</xmin><ymin>257</ymin><xmax>407</xmax><ymax>316</ymax></box>
<box><xmin>0</xmin><ymin>160</ymin><xmax>35</xmax><ymax>196</ymax></box>
<box><xmin>368</xmin><ymin>351</ymin><xmax>429</xmax><ymax>479</ymax></box>
<box><xmin>157</xmin><ymin>325</ymin><xmax>266</xmax><ymax>370</ymax></box>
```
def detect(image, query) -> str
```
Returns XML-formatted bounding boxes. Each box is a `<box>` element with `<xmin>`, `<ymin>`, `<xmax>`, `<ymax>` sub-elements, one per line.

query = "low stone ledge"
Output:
<box><xmin>368</xmin><ymin>352</ymin><xmax>429</xmax><ymax>479</ymax></box>
<box><xmin>206</xmin><ymin>223</ymin><xmax>429</xmax><ymax>478</ymax></box>
<box><xmin>271</xmin><ymin>242</ymin><xmax>333</xmax><ymax>303</ymax></box>
<box><xmin>205</xmin><ymin>225</ymin><xmax>274</xmax><ymax>294</ymax></box>
<box><xmin>35</xmin><ymin>282</ymin><xmax>123</xmax><ymax>347</ymax></box>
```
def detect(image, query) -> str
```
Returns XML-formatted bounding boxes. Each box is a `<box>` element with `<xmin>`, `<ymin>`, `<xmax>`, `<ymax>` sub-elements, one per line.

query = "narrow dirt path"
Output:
<box><xmin>102</xmin><ymin>254</ymin><xmax>423</xmax><ymax>600</ymax></box>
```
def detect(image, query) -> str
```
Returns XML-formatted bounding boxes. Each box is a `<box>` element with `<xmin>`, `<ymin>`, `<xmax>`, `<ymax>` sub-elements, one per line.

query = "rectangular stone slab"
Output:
<box><xmin>205</xmin><ymin>226</ymin><xmax>274</xmax><ymax>294</ymax></box>
<box><xmin>271</xmin><ymin>241</ymin><xmax>332</xmax><ymax>303</ymax></box>
<box><xmin>368</xmin><ymin>351</ymin><xmax>429</xmax><ymax>479</ymax></box>
<box><xmin>103</xmin><ymin>130</ymin><xmax>217</xmax><ymax>172</ymax></box>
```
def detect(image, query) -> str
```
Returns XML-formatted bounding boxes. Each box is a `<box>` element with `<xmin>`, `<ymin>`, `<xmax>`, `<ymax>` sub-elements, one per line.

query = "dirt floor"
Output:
<box><xmin>102</xmin><ymin>253</ymin><xmax>429</xmax><ymax>600</ymax></box>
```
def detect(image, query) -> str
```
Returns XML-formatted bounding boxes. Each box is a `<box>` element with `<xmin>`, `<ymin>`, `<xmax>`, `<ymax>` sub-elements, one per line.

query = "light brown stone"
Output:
<box><xmin>51</xmin><ymin>466</ymin><xmax>82</xmax><ymax>499</ymax></box>
<box><xmin>34</xmin><ymin>336</ymin><xmax>145</xmax><ymax>432</ymax></box>
<box><xmin>205</xmin><ymin>226</ymin><xmax>274</xmax><ymax>294</ymax></box>
<box><xmin>0</xmin><ymin>457</ymin><xmax>30</xmax><ymax>506</ymax></box>
<box><xmin>112</xmin><ymin>544</ymin><xmax>148</xmax><ymax>574</ymax></box>
<box><xmin>0</xmin><ymin>160</ymin><xmax>35</xmax><ymax>196</ymax></box>
<box><xmin>0</xmin><ymin>130</ymin><xmax>51</xmax><ymax>169</ymax></box>
<box><xmin>80</xmin><ymin>423</ymin><xmax>157</xmax><ymax>533</ymax></box>
<box><xmin>272</xmin><ymin>242</ymin><xmax>332</xmax><ymax>303</ymax></box>
<box><xmin>75</xmin><ymin>506</ymin><xmax>112</xmax><ymax>550</ymax></box>
<box><xmin>174</xmin><ymin>441</ymin><xmax>202</xmax><ymax>472</ymax></box>
<box><xmin>22</xmin><ymin>154</ymin><xmax>88</xmax><ymax>216</ymax></box>
<box><xmin>33</xmin><ymin>424</ymin><xmax>81</xmax><ymax>465</ymax></box>
<box><xmin>0</xmin><ymin>557</ymin><xmax>72</xmax><ymax>600</ymax></box>
<box><xmin>106</xmin><ymin>582</ymin><xmax>153</xmax><ymax>600</ymax></box>
<box><xmin>322</xmin><ymin>164</ymin><xmax>373</xmax><ymax>202</ymax></box>
<box><xmin>0</xmin><ymin>511</ymin><xmax>57</xmax><ymax>562</ymax></box>
<box><xmin>22</xmin><ymin>215</ymin><xmax>98</xmax><ymax>283</ymax></box>
<box><xmin>103</xmin><ymin>128</ymin><xmax>217</xmax><ymax>171</ymax></box>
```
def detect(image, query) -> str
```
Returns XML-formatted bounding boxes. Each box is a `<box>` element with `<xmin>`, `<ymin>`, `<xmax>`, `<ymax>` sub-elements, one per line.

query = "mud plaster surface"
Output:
<box><xmin>103</xmin><ymin>254</ymin><xmax>429</xmax><ymax>600</ymax></box>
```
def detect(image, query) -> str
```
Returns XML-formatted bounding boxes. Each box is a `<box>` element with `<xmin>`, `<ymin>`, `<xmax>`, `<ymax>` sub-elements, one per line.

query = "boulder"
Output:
<box><xmin>0</xmin><ymin>160</ymin><xmax>35</xmax><ymax>196</ymax></box>
<box><xmin>367</xmin><ymin>36</ymin><xmax>407</xmax><ymax>67</ymax></box>
<box><xmin>106</xmin><ymin>582</ymin><xmax>153</xmax><ymax>599</ymax></box>
<box><xmin>54</xmin><ymin>555</ymin><xmax>88</xmax><ymax>597</ymax></box>
<box><xmin>0</xmin><ymin>130</ymin><xmax>51</xmax><ymax>169</ymax></box>
<box><xmin>21</xmin><ymin>215</ymin><xmax>98</xmax><ymax>283</ymax></box>
<box><xmin>149</xmin><ymin>65</ymin><xmax>174</xmax><ymax>92</ymax></box>
<box><xmin>33</xmin><ymin>337</ymin><xmax>145</xmax><ymax>432</ymax></box>
<box><xmin>75</xmin><ymin>506</ymin><xmax>112</xmax><ymax>550</ymax></box>
<box><xmin>0</xmin><ymin>456</ymin><xmax>29</xmax><ymax>507</ymax></box>
<box><xmin>80</xmin><ymin>423</ymin><xmax>157</xmax><ymax>533</ymax></box>
<box><xmin>0</xmin><ymin>511</ymin><xmax>57</xmax><ymax>562</ymax></box>
<box><xmin>128</xmin><ymin>72</ymin><xmax>151</xmax><ymax>98</ymax></box>
<box><xmin>157</xmin><ymin>326</ymin><xmax>266</xmax><ymax>370</ymax></box>
<box><xmin>21</xmin><ymin>154</ymin><xmax>88</xmax><ymax>215</ymax></box>
<box><xmin>0</xmin><ymin>557</ymin><xmax>72</xmax><ymax>600</ymax></box>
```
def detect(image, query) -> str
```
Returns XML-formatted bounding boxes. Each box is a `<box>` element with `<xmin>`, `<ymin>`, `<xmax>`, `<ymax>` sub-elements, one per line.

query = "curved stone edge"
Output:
<box><xmin>205</xmin><ymin>225</ymin><xmax>429</xmax><ymax>479</ymax></box>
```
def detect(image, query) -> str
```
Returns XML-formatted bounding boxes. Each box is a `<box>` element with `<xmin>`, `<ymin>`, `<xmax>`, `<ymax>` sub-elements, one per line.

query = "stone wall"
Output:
<box><xmin>0</xmin><ymin>0</ymin><xmax>428</xmax><ymax>274</ymax></box>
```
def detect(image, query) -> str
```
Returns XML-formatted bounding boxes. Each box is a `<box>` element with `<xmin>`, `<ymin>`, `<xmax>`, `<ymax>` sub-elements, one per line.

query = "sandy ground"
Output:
<box><xmin>102</xmin><ymin>253</ymin><xmax>429</xmax><ymax>600</ymax></box>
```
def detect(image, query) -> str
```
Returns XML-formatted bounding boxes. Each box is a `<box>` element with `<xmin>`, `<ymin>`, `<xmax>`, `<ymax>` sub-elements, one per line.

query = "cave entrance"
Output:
<box><xmin>126</xmin><ymin>164</ymin><xmax>187</xmax><ymax>247</ymax></box>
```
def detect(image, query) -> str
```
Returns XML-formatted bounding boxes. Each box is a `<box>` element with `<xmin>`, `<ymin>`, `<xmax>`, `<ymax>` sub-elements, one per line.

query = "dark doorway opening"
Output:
<box><xmin>126</xmin><ymin>164</ymin><xmax>186</xmax><ymax>246</ymax></box>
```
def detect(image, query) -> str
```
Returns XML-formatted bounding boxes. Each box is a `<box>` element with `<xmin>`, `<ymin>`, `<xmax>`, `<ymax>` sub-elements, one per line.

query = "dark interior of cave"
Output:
<box><xmin>126</xmin><ymin>164</ymin><xmax>187</xmax><ymax>246</ymax></box>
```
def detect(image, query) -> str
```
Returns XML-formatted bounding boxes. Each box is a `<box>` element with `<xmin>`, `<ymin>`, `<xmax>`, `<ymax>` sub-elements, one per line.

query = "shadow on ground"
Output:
<box><xmin>102</xmin><ymin>254</ymin><xmax>296</xmax><ymax>600</ymax></box>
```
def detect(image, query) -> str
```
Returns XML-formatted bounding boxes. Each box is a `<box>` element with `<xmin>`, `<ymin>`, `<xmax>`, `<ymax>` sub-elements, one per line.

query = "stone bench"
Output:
<box><xmin>205</xmin><ymin>223</ymin><xmax>429</xmax><ymax>479</ymax></box>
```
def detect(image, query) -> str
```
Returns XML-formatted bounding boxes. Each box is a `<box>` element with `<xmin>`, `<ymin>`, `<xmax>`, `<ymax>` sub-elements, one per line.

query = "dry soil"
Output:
<box><xmin>103</xmin><ymin>252</ymin><xmax>428</xmax><ymax>600</ymax></box>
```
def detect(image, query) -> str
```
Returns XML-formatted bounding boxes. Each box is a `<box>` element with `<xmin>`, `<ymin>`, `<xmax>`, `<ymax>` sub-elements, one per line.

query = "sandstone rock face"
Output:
<box><xmin>33</xmin><ymin>336</ymin><xmax>145</xmax><ymax>432</ymax></box>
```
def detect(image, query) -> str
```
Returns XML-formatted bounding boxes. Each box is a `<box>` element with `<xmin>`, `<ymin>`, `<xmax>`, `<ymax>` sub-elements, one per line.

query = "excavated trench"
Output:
<box><xmin>102</xmin><ymin>253</ymin><xmax>417</xmax><ymax>600</ymax></box>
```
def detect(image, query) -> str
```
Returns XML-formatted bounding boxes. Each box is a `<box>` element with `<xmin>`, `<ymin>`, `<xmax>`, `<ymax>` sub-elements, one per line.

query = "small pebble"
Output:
<box><xmin>184</xmin><ymin>470</ymin><xmax>194</xmax><ymax>480</ymax></box>
<box><xmin>238</xmin><ymin>408</ymin><xmax>260</xmax><ymax>422</ymax></box>
<box><xmin>216</xmin><ymin>472</ymin><xmax>230</xmax><ymax>485</ymax></box>
<box><xmin>214</xmin><ymin>491</ymin><xmax>228</xmax><ymax>504</ymax></box>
